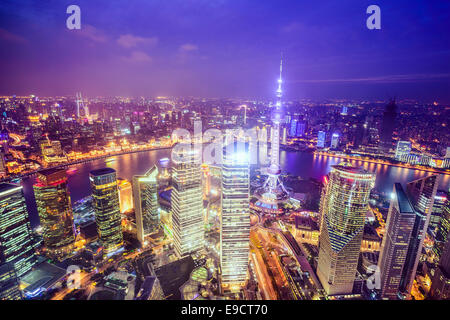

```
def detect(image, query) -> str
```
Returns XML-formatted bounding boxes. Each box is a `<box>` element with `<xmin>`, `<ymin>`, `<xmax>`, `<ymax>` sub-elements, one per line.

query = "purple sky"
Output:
<box><xmin>1</xmin><ymin>0</ymin><xmax>449</xmax><ymax>102</ymax></box>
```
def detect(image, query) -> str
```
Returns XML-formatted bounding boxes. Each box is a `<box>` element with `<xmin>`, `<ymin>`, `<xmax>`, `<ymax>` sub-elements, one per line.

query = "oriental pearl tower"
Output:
<box><xmin>258</xmin><ymin>57</ymin><xmax>289</xmax><ymax>210</ymax></box>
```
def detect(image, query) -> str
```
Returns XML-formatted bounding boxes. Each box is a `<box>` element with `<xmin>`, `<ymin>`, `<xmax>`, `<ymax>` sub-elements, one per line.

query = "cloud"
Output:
<box><xmin>123</xmin><ymin>51</ymin><xmax>152</xmax><ymax>63</ymax></box>
<box><xmin>179</xmin><ymin>43</ymin><xmax>198</xmax><ymax>52</ymax></box>
<box><xmin>290</xmin><ymin>73</ymin><xmax>450</xmax><ymax>84</ymax></box>
<box><xmin>0</xmin><ymin>28</ymin><xmax>27</xmax><ymax>44</ymax></box>
<box><xmin>76</xmin><ymin>24</ymin><xmax>108</xmax><ymax>43</ymax></box>
<box><xmin>117</xmin><ymin>34</ymin><xmax>158</xmax><ymax>48</ymax></box>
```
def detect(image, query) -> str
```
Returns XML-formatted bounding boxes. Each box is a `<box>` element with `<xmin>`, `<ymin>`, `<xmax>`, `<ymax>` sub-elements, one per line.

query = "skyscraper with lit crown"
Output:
<box><xmin>90</xmin><ymin>168</ymin><xmax>123</xmax><ymax>254</ymax></box>
<box><xmin>33</xmin><ymin>168</ymin><xmax>75</xmax><ymax>260</ymax></box>
<box><xmin>220</xmin><ymin>142</ymin><xmax>250</xmax><ymax>291</ymax></box>
<box><xmin>317</xmin><ymin>162</ymin><xmax>375</xmax><ymax>295</ymax></box>
<box><xmin>171</xmin><ymin>147</ymin><xmax>204</xmax><ymax>258</ymax></box>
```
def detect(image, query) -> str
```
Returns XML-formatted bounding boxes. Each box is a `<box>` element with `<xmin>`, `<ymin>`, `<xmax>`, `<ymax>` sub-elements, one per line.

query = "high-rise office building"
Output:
<box><xmin>429</xmin><ymin>191</ymin><xmax>447</xmax><ymax>231</ymax></box>
<box><xmin>132</xmin><ymin>165</ymin><xmax>159</xmax><ymax>246</ymax></box>
<box><xmin>378</xmin><ymin>183</ymin><xmax>417</xmax><ymax>299</ymax></box>
<box><xmin>90</xmin><ymin>168</ymin><xmax>123</xmax><ymax>254</ymax></box>
<box><xmin>399</xmin><ymin>175</ymin><xmax>439</xmax><ymax>296</ymax></box>
<box><xmin>117</xmin><ymin>179</ymin><xmax>133</xmax><ymax>213</ymax></box>
<box><xmin>434</xmin><ymin>195</ymin><xmax>450</xmax><ymax>261</ymax></box>
<box><xmin>330</xmin><ymin>133</ymin><xmax>339</xmax><ymax>149</ymax></box>
<box><xmin>316</xmin><ymin>163</ymin><xmax>375</xmax><ymax>295</ymax></box>
<box><xmin>394</xmin><ymin>141</ymin><xmax>412</xmax><ymax>161</ymax></box>
<box><xmin>0</xmin><ymin>262</ymin><xmax>22</xmax><ymax>300</ymax></box>
<box><xmin>220</xmin><ymin>142</ymin><xmax>250</xmax><ymax>291</ymax></box>
<box><xmin>171</xmin><ymin>147</ymin><xmax>204</xmax><ymax>258</ymax></box>
<box><xmin>33</xmin><ymin>169</ymin><xmax>75</xmax><ymax>260</ymax></box>
<box><xmin>0</xmin><ymin>183</ymin><xmax>38</xmax><ymax>277</ymax></box>
<box><xmin>317</xmin><ymin>131</ymin><xmax>326</xmax><ymax>148</ymax></box>
<box><xmin>379</xmin><ymin>100</ymin><xmax>397</xmax><ymax>153</ymax></box>
<box><xmin>430</xmin><ymin>233</ymin><xmax>450</xmax><ymax>299</ymax></box>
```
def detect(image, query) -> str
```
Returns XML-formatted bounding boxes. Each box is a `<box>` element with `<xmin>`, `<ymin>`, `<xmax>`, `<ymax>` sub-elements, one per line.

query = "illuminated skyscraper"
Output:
<box><xmin>378</xmin><ymin>183</ymin><xmax>416</xmax><ymax>299</ymax></box>
<box><xmin>434</xmin><ymin>195</ymin><xmax>450</xmax><ymax>260</ymax></box>
<box><xmin>171</xmin><ymin>147</ymin><xmax>204</xmax><ymax>258</ymax></box>
<box><xmin>430</xmin><ymin>231</ymin><xmax>450</xmax><ymax>299</ymax></box>
<box><xmin>330</xmin><ymin>133</ymin><xmax>339</xmax><ymax>149</ymax></box>
<box><xmin>90</xmin><ymin>168</ymin><xmax>123</xmax><ymax>254</ymax></box>
<box><xmin>220</xmin><ymin>142</ymin><xmax>250</xmax><ymax>291</ymax></box>
<box><xmin>132</xmin><ymin>165</ymin><xmax>159</xmax><ymax>246</ymax></box>
<box><xmin>398</xmin><ymin>174</ymin><xmax>439</xmax><ymax>295</ymax></box>
<box><xmin>0</xmin><ymin>183</ymin><xmax>37</xmax><ymax>277</ymax></box>
<box><xmin>0</xmin><ymin>262</ymin><xmax>22</xmax><ymax>300</ymax></box>
<box><xmin>316</xmin><ymin>163</ymin><xmax>375</xmax><ymax>295</ymax></box>
<box><xmin>317</xmin><ymin>131</ymin><xmax>326</xmax><ymax>148</ymax></box>
<box><xmin>117</xmin><ymin>179</ymin><xmax>133</xmax><ymax>213</ymax></box>
<box><xmin>33</xmin><ymin>169</ymin><xmax>75</xmax><ymax>260</ymax></box>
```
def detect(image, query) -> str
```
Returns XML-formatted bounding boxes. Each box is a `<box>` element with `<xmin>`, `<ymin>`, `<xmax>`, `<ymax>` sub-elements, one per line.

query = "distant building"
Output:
<box><xmin>171</xmin><ymin>147</ymin><xmax>204</xmax><ymax>258</ymax></box>
<box><xmin>330</xmin><ymin>133</ymin><xmax>339</xmax><ymax>149</ymax></box>
<box><xmin>429</xmin><ymin>191</ymin><xmax>447</xmax><ymax>231</ymax></box>
<box><xmin>394</xmin><ymin>141</ymin><xmax>412</xmax><ymax>161</ymax></box>
<box><xmin>316</xmin><ymin>163</ymin><xmax>375</xmax><ymax>296</ymax></box>
<box><xmin>90</xmin><ymin>168</ymin><xmax>123</xmax><ymax>254</ymax></box>
<box><xmin>379</xmin><ymin>100</ymin><xmax>397</xmax><ymax>154</ymax></box>
<box><xmin>33</xmin><ymin>169</ymin><xmax>75</xmax><ymax>260</ymax></box>
<box><xmin>132</xmin><ymin>165</ymin><xmax>160</xmax><ymax>246</ymax></box>
<box><xmin>317</xmin><ymin>131</ymin><xmax>326</xmax><ymax>148</ymax></box>
<box><xmin>0</xmin><ymin>183</ymin><xmax>38</xmax><ymax>277</ymax></box>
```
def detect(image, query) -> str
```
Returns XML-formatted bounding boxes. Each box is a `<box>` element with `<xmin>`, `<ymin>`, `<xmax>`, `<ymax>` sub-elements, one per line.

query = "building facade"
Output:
<box><xmin>171</xmin><ymin>147</ymin><xmax>204</xmax><ymax>258</ymax></box>
<box><xmin>0</xmin><ymin>183</ymin><xmax>38</xmax><ymax>278</ymax></box>
<box><xmin>220</xmin><ymin>142</ymin><xmax>250</xmax><ymax>291</ymax></box>
<box><xmin>33</xmin><ymin>169</ymin><xmax>75</xmax><ymax>260</ymax></box>
<box><xmin>90</xmin><ymin>168</ymin><xmax>123</xmax><ymax>254</ymax></box>
<box><xmin>132</xmin><ymin>165</ymin><xmax>160</xmax><ymax>246</ymax></box>
<box><xmin>316</xmin><ymin>163</ymin><xmax>375</xmax><ymax>295</ymax></box>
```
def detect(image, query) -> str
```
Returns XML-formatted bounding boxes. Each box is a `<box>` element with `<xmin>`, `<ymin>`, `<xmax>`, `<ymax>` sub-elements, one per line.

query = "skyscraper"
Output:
<box><xmin>434</xmin><ymin>195</ymin><xmax>450</xmax><ymax>261</ymax></box>
<box><xmin>398</xmin><ymin>174</ymin><xmax>439</xmax><ymax>295</ymax></box>
<box><xmin>330</xmin><ymin>133</ymin><xmax>339</xmax><ymax>149</ymax></box>
<box><xmin>171</xmin><ymin>147</ymin><xmax>204</xmax><ymax>258</ymax></box>
<box><xmin>90</xmin><ymin>168</ymin><xmax>123</xmax><ymax>254</ymax></box>
<box><xmin>220</xmin><ymin>142</ymin><xmax>250</xmax><ymax>291</ymax></box>
<box><xmin>317</xmin><ymin>131</ymin><xmax>326</xmax><ymax>148</ymax></box>
<box><xmin>0</xmin><ymin>183</ymin><xmax>37</xmax><ymax>277</ymax></box>
<box><xmin>378</xmin><ymin>183</ymin><xmax>416</xmax><ymax>299</ymax></box>
<box><xmin>0</xmin><ymin>262</ymin><xmax>22</xmax><ymax>300</ymax></box>
<box><xmin>379</xmin><ymin>100</ymin><xmax>397</xmax><ymax>153</ymax></box>
<box><xmin>430</xmin><ymin>231</ymin><xmax>450</xmax><ymax>299</ymax></box>
<box><xmin>316</xmin><ymin>163</ymin><xmax>375</xmax><ymax>295</ymax></box>
<box><xmin>33</xmin><ymin>169</ymin><xmax>75</xmax><ymax>260</ymax></box>
<box><xmin>132</xmin><ymin>165</ymin><xmax>160</xmax><ymax>246</ymax></box>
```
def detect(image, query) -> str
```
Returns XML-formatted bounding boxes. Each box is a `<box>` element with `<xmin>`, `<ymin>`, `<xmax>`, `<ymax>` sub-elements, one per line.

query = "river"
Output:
<box><xmin>21</xmin><ymin>149</ymin><xmax>450</xmax><ymax>228</ymax></box>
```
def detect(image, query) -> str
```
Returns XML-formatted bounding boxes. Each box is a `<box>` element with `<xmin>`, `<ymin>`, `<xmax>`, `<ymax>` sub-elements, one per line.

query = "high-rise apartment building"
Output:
<box><xmin>316</xmin><ymin>163</ymin><xmax>375</xmax><ymax>295</ymax></box>
<box><xmin>394</xmin><ymin>141</ymin><xmax>412</xmax><ymax>161</ymax></box>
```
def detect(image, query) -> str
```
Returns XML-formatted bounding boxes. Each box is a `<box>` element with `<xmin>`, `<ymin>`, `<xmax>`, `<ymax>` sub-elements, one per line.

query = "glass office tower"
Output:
<box><xmin>33</xmin><ymin>168</ymin><xmax>75</xmax><ymax>260</ymax></box>
<box><xmin>90</xmin><ymin>168</ymin><xmax>123</xmax><ymax>254</ymax></box>
<box><xmin>0</xmin><ymin>183</ymin><xmax>37</xmax><ymax>277</ymax></box>
<box><xmin>220</xmin><ymin>142</ymin><xmax>250</xmax><ymax>291</ymax></box>
<box><xmin>171</xmin><ymin>147</ymin><xmax>204</xmax><ymax>258</ymax></box>
<box><xmin>316</xmin><ymin>162</ymin><xmax>375</xmax><ymax>295</ymax></box>
<box><xmin>132</xmin><ymin>165</ymin><xmax>160</xmax><ymax>246</ymax></box>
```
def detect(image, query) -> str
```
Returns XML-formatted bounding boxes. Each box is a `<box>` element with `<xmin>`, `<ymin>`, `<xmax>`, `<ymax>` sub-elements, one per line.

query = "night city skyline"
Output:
<box><xmin>0</xmin><ymin>0</ymin><xmax>449</xmax><ymax>102</ymax></box>
<box><xmin>1</xmin><ymin>0</ymin><xmax>450</xmax><ymax>311</ymax></box>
